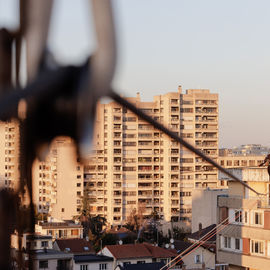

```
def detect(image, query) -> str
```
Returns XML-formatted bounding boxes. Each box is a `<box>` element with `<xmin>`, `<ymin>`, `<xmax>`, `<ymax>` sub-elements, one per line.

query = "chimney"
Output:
<box><xmin>136</xmin><ymin>92</ymin><xmax>140</xmax><ymax>99</ymax></box>
<box><xmin>178</xmin><ymin>85</ymin><xmax>182</xmax><ymax>93</ymax></box>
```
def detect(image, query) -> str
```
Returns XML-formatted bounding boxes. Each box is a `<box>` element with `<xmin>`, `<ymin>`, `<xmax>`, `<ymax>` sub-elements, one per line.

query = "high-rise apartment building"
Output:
<box><xmin>32</xmin><ymin>137</ymin><xmax>84</xmax><ymax>220</ymax></box>
<box><xmin>85</xmin><ymin>86</ymin><xmax>219</xmax><ymax>226</ymax></box>
<box><xmin>0</xmin><ymin>120</ymin><xmax>20</xmax><ymax>191</ymax></box>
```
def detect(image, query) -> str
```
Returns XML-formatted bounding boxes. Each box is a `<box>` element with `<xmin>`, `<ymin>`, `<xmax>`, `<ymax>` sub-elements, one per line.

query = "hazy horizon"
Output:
<box><xmin>1</xmin><ymin>0</ymin><xmax>270</xmax><ymax>149</ymax></box>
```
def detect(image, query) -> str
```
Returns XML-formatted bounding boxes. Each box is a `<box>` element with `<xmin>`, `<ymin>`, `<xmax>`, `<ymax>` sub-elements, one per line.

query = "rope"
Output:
<box><xmin>110</xmin><ymin>91</ymin><xmax>266</xmax><ymax>196</ymax></box>
<box><xmin>163</xmin><ymin>199</ymin><xmax>260</xmax><ymax>270</ymax></box>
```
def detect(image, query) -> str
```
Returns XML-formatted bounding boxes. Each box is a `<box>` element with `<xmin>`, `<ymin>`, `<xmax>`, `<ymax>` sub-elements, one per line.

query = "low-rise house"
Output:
<box><xmin>99</xmin><ymin>243</ymin><xmax>177</xmax><ymax>269</ymax></box>
<box><xmin>30</xmin><ymin>249</ymin><xmax>73</xmax><ymax>270</ymax></box>
<box><xmin>188</xmin><ymin>224</ymin><xmax>216</xmax><ymax>251</ymax></box>
<box><xmin>11</xmin><ymin>233</ymin><xmax>73</xmax><ymax>270</ymax></box>
<box><xmin>54</xmin><ymin>238</ymin><xmax>95</xmax><ymax>255</ymax></box>
<box><xmin>73</xmin><ymin>254</ymin><xmax>113</xmax><ymax>270</ymax></box>
<box><xmin>11</xmin><ymin>233</ymin><xmax>53</xmax><ymax>250</ymax></box>
<box><xmin>174</xmin><ymin>240</ymin><xmax>215</xmax><ymax>270</ymax></box>
<box><xmin>35</xmin><ymin>220</ymin><xmax>83</xmax><ymax>239</ymax></box>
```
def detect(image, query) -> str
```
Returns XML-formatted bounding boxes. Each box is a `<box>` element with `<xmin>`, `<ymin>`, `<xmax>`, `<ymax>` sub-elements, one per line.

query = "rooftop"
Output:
<box><xmin>188</xmin><ymin>224</ymin><xmax>216</xmax><ymax>243</ymax></box>
<box><xmin>103</xmin><ymin>243</ymin><xmax>176</xmax><ymax>260</ymax></box>
<box><xmin>116</xmin><ymin>262</ymin><xmax>166</xmax><ymax>270</ymax></box>
<box><xmin>55</xmin><ymin>238</ymin><xmax>95</xmax><ymax>254</ymax></box>
<box><xmin>38</xmin><ymin>221</ymin><xmax>82</xmax><ymax>229</ymax></box>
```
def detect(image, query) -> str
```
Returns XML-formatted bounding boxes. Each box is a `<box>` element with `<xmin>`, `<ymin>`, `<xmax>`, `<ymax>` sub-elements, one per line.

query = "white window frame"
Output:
<box><xmin>99</xmin><ymin>263</ymin><xmax>107</xmax><ymax>270</ymax></box>
<box><xmin>250</xmin><ymin>239</ymin><xmax>265</xmax><ymax>256</ymax></box>
<box><xmin>223</xmin><ymin>236</ymin><xmax>231</xmax><ymax>249</ymax></box>
<box><xmin>251</xmin><ymin>210</ymin><xmax>264</xmax><ymax>227</ymax></box>
<box><xmin>243</xmin><ymin>210</ymin><xmax>249</xmax><ymax>225</ymax></box>
<box><xmin>80</xmin><ymin>265</ymin><xmax>88</xmax><ymax>270</ymax></box>
<box><xmin>221</xmin><ymin>236</ymin><xmax>242</xmax><ymax>252</ymax></box>
<box><xmin>235</xmin><ymin>238</ymin><xmax>240</xmax><ymax>251</ymax></box>
<box><xmin>267</xmin><ymin>241</ymin><xmax>270</xmax><ymax>257</ymax></box>
<box><xmin>234</xmin><ymin>209</ymin><xmax>243</xmax><ymax>224</ymax></box>
<box><xmin>194</xmin><ymin>254</ymin><xmax>201</xmax><ymax>263</ymax></box>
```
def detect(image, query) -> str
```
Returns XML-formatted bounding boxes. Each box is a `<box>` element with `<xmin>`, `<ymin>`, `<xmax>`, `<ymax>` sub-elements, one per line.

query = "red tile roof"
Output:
<box><xmin>104</xmin><ymin>243</ymin><xmax>176</xmax><ymax>259</ymax></box>
<box><xmin>55</xmin><ymin>238</ymin><xmax>95</xmax><ymax>254</ymax></box>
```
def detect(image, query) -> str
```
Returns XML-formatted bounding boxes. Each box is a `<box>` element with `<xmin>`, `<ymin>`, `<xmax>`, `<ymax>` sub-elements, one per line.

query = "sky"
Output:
<box><xmin>1</xmin><ymin>0</ymin><xmax>270</xmax><ymax>148</ymax></box>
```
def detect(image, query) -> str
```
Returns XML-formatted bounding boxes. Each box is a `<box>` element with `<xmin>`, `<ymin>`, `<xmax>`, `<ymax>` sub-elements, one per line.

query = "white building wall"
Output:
<box><xmin>182</xmin><ymin>247</ymin><xmax>215</xmax><ymax>270</ymax></box>
<box><xmin>74</xmin><ymin>261</ymin><xmax>113</xmax><ymax>270</ymax></box>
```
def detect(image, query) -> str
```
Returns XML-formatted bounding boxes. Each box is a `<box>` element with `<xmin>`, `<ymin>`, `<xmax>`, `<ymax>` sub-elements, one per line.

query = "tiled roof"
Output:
<box><xmin>104</xmin><ymin>243</ymin><xmax>176</xmax><ymax>259</ymax></box>
<box><xmin>143</xmin><ymin>243</ymin><xmax>177</xmax><ymax>258</ymax></box>
<box><xmin>55</xmin><ymin>238</ymin><xmax>95</xmax><ymax>254</ymax></box>
<box><xmin>188</xmin><ymin>224</ymin><xmax>216</xmax><ymax>242</ymax></box>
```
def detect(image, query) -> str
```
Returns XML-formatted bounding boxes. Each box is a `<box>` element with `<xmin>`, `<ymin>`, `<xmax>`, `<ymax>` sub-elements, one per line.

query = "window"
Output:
<box><xmin>234</xmin><ymin>210</ymin><xmax>242</xmax><ymax>223</ymax></box>
<box><xmin>137</xmin><ymin>261</ymin><xmax>145</xmax><ymax>264</ymax></box>
<box><xmin>123</xmin><ymin>262</ymin><xmax>131</xmax><ymax>266</ymax></box>
<box><xmin>254</xmin><ymin>211</ymin><xmax>263</xmax><ymax>225</ymax></box>
<box><xmin>224</xmin><ymin>236</ymin><xmax>231</xmax><ymax>248</ymax></box>
<box><xmin>41</xmin><ymin>241</ymin><xmax>48</xmax><ymax>248</ymax></box>
<box><xmin>244</xmin><ymin>211</ymin><xmax>249</xmax><ymax>224</ymax></box>
<box><xmin>195</xmin><ymin>254</ymin><xmax>201</xmax><ymax>263</ymax></box>
<box><xmin>99</xmin><ymin>264</ymin><xmax>107</xmax><ymax>270</ymax></box>
<box><xmin>235</xmin><ymin>238</ymin><xmax>240</xmax><ymax>250</ymax></box>
<box><xmin>80</xmin><ymin>265</ymin><xmax>88</xmax><ymax>270</ymax></box>
<box><xmin>39</xmin><ymin>260</ymin><xmax>48</xmax><ymax>268</ymax></box>
<box><xmin>251</xmin><ymin>240</ymin><xmax>264</xmax><ymax>255</ymax></box>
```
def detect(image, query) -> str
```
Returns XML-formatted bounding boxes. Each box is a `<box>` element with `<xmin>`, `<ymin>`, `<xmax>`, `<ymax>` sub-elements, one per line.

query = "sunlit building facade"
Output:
<box><xmin>217</xmin><ymin>167</ymin><xmax>270</xmax><ymax>270</ymax></box>
<box><xmin>32</xmin><ymin>137</ymin><xmax>84</xmax><ymax>220</ymax></box>
<box><xmin>86</xmin><ymin>86</ymin><xmax>219</xmax><ymax>226</ymax></box>
<box><xmin>0</xmin><ymin>120</ymin><xmax>20</xmax><ymax>191</ymax></box>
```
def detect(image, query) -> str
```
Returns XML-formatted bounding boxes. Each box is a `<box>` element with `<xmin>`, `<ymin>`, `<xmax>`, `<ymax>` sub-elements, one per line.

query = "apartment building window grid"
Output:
<box><xmin>87</xmin><ymin>89</ymin><xmax>218</xmax><ymax>224</ymax></box>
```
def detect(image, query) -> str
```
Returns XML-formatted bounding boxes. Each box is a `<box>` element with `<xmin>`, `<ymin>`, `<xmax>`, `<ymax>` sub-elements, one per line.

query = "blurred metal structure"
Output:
<box><xmin>0</xmin><ymin>0</ymin><xmax>263</xmax><ymax>269</ymax></box>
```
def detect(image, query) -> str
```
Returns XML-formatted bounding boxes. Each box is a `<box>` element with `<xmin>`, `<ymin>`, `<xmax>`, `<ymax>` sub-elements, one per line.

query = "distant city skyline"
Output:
<box><xmin>1</xmin><ymin>0</ymin><xmax>270</xmax><ymax>148</ymax></box>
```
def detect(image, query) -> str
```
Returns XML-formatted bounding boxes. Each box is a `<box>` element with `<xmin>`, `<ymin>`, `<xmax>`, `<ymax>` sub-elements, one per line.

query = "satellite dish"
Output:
<box><xmin>170</xmin><ymin>238</ymin><xmax>174</xmax><ymax>244</ymax></box>
<box><xmin>119</xmin><ymin>240</ymin><xmax>123</xmax><ymax>245</ymax></box>
<box><xmin>171</xmin><ymin>244</ymin><xmax>175</xmax><ymax>249</ymax></box>
<box><xmin>165</xmin><ymin>244</ymin><xmax>169</xmax><ymax>249</ymax></box>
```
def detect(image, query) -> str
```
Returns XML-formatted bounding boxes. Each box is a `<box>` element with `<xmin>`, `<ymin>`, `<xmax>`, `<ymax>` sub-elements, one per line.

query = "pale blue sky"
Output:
<box><xmin>1</xmin><ymin>0</ymin><xmax>270</xmax><ymax>148</ymax></box>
